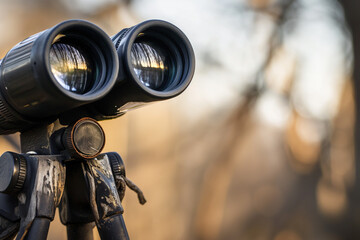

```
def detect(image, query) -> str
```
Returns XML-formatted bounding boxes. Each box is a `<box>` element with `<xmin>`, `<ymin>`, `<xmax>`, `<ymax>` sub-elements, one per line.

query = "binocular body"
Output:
<box><xmin>0</xmin><ymin>19</ymin><xmax>195</xmax><ymax>134</ymax></box>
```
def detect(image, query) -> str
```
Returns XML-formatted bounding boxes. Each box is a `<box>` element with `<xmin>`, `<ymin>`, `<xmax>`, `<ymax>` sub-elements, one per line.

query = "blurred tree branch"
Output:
<box><xmin>191</xmin><ymin>1</ymin><xmax>299</xmax><ymax>239</ymax></box>
<box><xmin>332</xmin><ymin>1</ymin><xmax>360</xmax><ymax>239</ymax></box>
<box><xmin>340</xmin><ymin>0</ymin><xmax>360</xmax><ymax>187</ymax></box>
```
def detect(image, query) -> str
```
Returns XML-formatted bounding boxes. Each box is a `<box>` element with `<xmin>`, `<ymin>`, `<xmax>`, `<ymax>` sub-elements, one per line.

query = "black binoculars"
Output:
<box><xmin>0</xmin><ymin>19</ymin><xmax>195</xmax><ymax>135</ymax></box>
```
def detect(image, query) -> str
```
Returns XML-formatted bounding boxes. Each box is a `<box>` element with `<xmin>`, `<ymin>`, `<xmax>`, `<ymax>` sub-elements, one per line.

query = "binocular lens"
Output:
<box><xmin>50</xmin><ymin>41</ymin><xmax>93</xmax><ymax>94</ymax></box>
<box><xmin>130</xmin><ymin>41</ymin><xmax>169</xmax><ymax>90</ymax></box>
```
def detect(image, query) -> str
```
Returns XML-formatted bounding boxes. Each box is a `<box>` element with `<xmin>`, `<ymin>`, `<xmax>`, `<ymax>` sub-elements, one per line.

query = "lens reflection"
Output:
<box><xmin>50</xmin><ymin>42</ymin><xmax>93</xmax><ymax>94</ymax></box>
<box><xmin>131</xmin><ymin>42</ymin><xmax>168</xmax><ymax>90</ymax></box>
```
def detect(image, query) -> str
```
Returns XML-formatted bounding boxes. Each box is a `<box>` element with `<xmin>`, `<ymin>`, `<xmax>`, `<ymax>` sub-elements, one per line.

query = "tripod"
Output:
<box><xmin>0</xmin><ymin>118</ymin><xmax>145</xmax><ymax>240</ymax></box>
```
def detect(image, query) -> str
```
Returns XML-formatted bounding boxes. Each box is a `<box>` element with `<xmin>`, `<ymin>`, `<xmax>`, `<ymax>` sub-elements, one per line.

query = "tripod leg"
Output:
<box><xmin>59</xmin><ymin>161</ymin><xmax>96</xmax><ymax>240</ymax></box>
<box><xmin>97</xmin><ymin>214</ymin><xmax>129</xmax><ymax>240</ymax></box>
<box><xmin>82</xmin><ymin>154</ymin><xmax>129</xmax><ymax>240</ymax></box>
<box><xmin>67</xmin><ymin>222</ymin><xmax>94</xmax><ymax>240</ymax></box>
<box><xmin>16</xmin><ymin>155</ymin><xmax>65</xmax><ymax>240</ymax></box>
<box><xmin>24</xmin><ymin>218</ymin><xmax>50</xmax><ymax>240</ymax></box>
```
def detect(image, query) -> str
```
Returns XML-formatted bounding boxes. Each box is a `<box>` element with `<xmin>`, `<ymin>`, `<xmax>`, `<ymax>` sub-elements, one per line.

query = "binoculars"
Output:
<box><xmin>0</xmin><ymin>19</ymin><xmax>195</xmax><ymax>134</ymax></box>
<box><xmin>0</xmin><ymin>19</ymin><xmax>195</xmax><ymax>240</ymax></box>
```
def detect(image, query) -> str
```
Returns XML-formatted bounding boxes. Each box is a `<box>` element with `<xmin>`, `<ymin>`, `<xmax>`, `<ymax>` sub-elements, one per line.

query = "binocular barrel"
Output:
<box><xmin>0</xmin><ymin>20</ymin><xmax>118</xmax><ymax>134</ymax></box>
<box><xmin>91</xmin><ymin>19</ymin><xmax>195</xmax><ymax>118</ymax></box>
<box><xmin>0</xmin><ymin>19</ymin><xmax>195</xmax><ymax>134</ymax></box>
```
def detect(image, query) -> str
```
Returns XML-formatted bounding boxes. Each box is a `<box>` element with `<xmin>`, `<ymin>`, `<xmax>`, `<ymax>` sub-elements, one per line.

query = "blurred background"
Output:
<box><xmin>0</xmin><ymin>0</ymin><xmax>359</xmax><ymax>239</ymax></box>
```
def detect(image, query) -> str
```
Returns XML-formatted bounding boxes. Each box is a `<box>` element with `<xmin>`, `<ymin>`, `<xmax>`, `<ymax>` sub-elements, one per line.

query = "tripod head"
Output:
<box><xmin>0</xmin><ymin>118</ymin><xmax>146</xmax><ymax>240</ymax></box>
